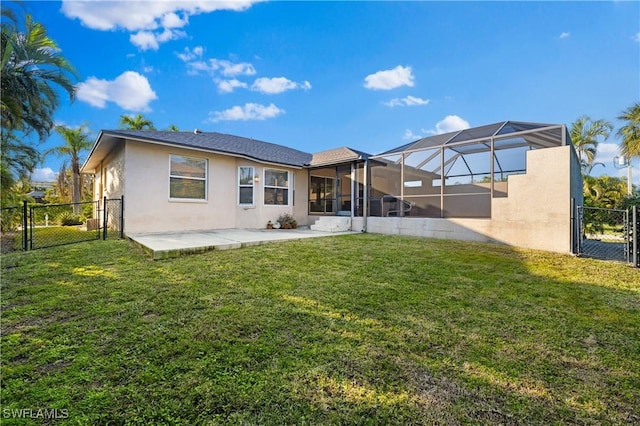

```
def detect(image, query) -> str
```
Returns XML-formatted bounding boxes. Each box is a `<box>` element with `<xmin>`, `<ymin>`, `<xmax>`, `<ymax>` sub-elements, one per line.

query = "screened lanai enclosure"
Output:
<box><xmin>363</xmin><ymin>121</ymin><xmax>570</xmax><ymax>218</ymax></box>
<box><xmin>309</xmin><ymin>120</ymin><xmax>581</xmax><ymax>254</ymax></box>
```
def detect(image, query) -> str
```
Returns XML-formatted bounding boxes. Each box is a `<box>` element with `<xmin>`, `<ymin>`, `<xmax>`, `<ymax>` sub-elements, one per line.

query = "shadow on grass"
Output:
<box><xmin>1</xmin><ymin>235</ymin><xmax>638</xmax><ymax>425</ymax></box>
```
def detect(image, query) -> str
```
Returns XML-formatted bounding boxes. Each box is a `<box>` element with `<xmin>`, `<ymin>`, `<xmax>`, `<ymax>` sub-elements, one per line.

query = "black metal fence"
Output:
<box><xmin>576</xmin><ymin>205</ymin><xmax>639</xmax><ymax>267</ymax></box>
<box><xmin>0</xmin><ymin>196</ymin><xmax>123</xmax><ymax>252</ymax></box>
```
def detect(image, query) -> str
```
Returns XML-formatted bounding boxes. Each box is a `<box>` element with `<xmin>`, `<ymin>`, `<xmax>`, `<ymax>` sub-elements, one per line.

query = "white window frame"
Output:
<box><xmin>263</xmin><ymin>168</ymin><xmax>290</xmax><ymax>206</ymax></box>
<box><xmin>238</xmin><ymin>166</ymin><xmax>255</xmax><ymax>206</ymax></box>
<box><xmin>168</xmin><ymin>154</ymin><xmax>208</xmax><ymax>202</ymax></box>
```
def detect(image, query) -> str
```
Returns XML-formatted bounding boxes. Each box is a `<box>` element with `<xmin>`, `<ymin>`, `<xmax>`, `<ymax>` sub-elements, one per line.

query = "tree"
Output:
<box><xmin>1</xmin><ymin>128</ymin><xmax>38</xmax><ymax>193</ymax></box>
<box><xmin>617</xmin><ymin>102</ymin><xmax>640</xmax><ymax>161</ymax></box>
<box><xmin>45</xmin><ymin>125</ymin><xmax>93</xmax><ymax>212</ymax></box>
<box><xmin>583</xmin><ymin>174</ymin><xmax>627</xmax><ymax>209</ymax></box>
<box><xmin>1</xmin><ymin>11</ymin><xmax>77</xmax><ymax>141</ymax></box>
<box><xmin>1</xmin><ymin>6</ymin><xmax>77</xmax><ymax>206</ymax></box>
<box><xmin>119</xmin><ymin>114</ymin><xmax>155</xmax><ymax>130</ymax></box>
<box><xmin>569</xmin><ymin>116</ymin><xmax>613</xmax><ymax>173</ymax></box>
<box><xmin>166</xmin><ymin>124</ymin><xmax>180</xmax><ymax>132</ymax></box>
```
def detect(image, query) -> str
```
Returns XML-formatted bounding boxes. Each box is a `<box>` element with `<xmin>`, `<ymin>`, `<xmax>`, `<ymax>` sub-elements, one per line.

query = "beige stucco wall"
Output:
<box><xmin>120</xmin><ymin>140</ymin><xmax>309</xmax><ymax>234</ymax></box>
<box><xmin>489</xmin><ymin>145</ymin><xmax>579</xmax><ymax>253</ymax></box>
<box><xmin>357</xmin><ymin>145</ymin><xmax>582</xmax><ymax>254</ymax></box>
<box><xmin>91</xmin><ymin>142</ymin><xmax>125</xmax><ymax>219</ymax></box>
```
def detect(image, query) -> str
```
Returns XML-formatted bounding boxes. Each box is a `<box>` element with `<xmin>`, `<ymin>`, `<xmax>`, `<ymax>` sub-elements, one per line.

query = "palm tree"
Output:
<box><xmin>119</xmin><ymin>114</ymin><xmax>155</xmax><ymax>130</ymax></box>
<box><xmin>583</xmin><ymin>175</ymin><xmax>627</xmax><ymax>209</ymax></box>
<box><xmin>617</xmin><ymin>102</ymin><xmax>640</xmax><ymax>161</ymax></box>
<box><xmin>1</xmin><ymin>12</ymin><xmax>77</xmax><ymax>141</ymax></box>
<box><xmin>1</xmin><ymin>128</ymin><xmax>39</xmax><ymax>194</ymax></box>
<box><xmin>569</xmin><ymin>116</ymin><xmax>613</xmax><ymax>173</ymax></box>
<box><xmin>166</xmin><ymin>124</ymin><xmax>180</xmax><ymax>132</ymax></box>
<box><xmin>45</xmin><ymin>125</ymin><xmax>93</xmax><ymax>212</ymax></box>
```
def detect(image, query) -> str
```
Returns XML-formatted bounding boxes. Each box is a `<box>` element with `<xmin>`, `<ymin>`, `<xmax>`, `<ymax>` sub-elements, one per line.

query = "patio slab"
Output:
<box><xmin>128</xmin><ymin>228</ymin><xmax>358</xmax><ymax>259</ymax></box>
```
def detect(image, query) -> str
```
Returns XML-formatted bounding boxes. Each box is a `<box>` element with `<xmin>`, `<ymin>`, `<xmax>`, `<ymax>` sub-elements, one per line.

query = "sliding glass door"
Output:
<box><xmin>309</xmin><ymin>175</ymin><xmax>336</xmax><ymax>214</ymax></box>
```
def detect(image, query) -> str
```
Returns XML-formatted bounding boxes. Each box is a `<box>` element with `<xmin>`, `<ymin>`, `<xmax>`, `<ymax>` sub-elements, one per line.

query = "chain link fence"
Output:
<box><xmin>578</xmin><ymin>206</ymin><xmax>629</xmax><ymax>263</ymax></box>
<box><xmin>103</xmin><ymin>198</ymin><xmax>124</xmax><ymax>240</ymax></box>
<box><xmin>29</xmin><ymin>201</ymin><xmax>101</xmax><ymax>249</ymax></box>
<box><xmin>0</xmin><ymin>197</ymin><xmax>123</xmax><ymax>252</ymax></box>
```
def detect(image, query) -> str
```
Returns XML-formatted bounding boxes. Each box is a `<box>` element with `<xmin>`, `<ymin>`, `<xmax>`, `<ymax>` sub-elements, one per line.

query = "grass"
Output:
<box><xmin>1</xmin><ymin>234</ymin><xmax>639</xmax><ymax>425</ymax></box>
<box><xmin>28</xmin><ymin>226</ymin><xmax>100</xmax><ymax>249</ymax></box>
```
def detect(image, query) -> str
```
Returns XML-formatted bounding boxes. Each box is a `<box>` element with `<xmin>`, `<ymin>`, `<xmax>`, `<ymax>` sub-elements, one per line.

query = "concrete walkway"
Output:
<box><xmin>128</xmin><ymin>228</ymin><xmax>358</xmax><ymax>259</ymax></box>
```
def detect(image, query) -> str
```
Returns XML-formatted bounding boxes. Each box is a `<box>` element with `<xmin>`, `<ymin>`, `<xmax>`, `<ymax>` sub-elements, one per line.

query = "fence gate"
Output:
<box><xmin>577</xmin><ymin>205</ymin><xmax>637</xmax><ymax>265</ymax></box>
<box><xmin>102</xmin><ymin>197</ymin><xmax>124</xmax><ymax>240</ymax></box>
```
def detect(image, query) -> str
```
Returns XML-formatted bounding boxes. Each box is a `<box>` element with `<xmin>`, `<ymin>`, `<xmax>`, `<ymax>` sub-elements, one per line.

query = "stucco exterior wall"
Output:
<box><xmin>356</xmin><ymin>145</ymin><xmax>582</xmax><ymax>254</ymax></box>
<box><xmin>103</xmin><ymin>143</ymin><xmax>125</xmax><ymax>199</ymax></box>
<box><xmin>91</xmin><ymin>142</ymin><xmax>125</xmax><ymax>219</ymax></box>
<box><xmin>121</xmin><ymin>140</ymin><xmax>309</xmax><ymax>234</ymax></box>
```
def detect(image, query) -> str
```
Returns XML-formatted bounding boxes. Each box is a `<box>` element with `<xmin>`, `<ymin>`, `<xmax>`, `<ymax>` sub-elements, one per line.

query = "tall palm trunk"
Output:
<box><xmin>71</xmin><ymin>159</ymin><xmax>81</xmax><ymax>214</ymax></box>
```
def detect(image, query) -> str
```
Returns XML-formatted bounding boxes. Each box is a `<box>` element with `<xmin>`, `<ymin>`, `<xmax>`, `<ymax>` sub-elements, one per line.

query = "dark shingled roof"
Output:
<box><xmin>102</xmin><ymin>130</ymin><xmax>313</xmax><ymax>167</ymax></box>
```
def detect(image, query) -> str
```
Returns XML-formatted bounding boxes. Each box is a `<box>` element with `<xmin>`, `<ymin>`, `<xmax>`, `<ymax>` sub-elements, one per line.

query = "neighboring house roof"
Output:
<box><xmin>309</xmin><ymin>147</ymin><xmax>370</xmax><ymax>167</ymax></box>
<box><xmin>27</xmin><ymin>190</ymin><xmax>45</xmax><ymax>198</ymax></box>
<box><xmin>82</xmin><ymin>130</ymin><xmax>314</xmax><ymax>172</ymax></box>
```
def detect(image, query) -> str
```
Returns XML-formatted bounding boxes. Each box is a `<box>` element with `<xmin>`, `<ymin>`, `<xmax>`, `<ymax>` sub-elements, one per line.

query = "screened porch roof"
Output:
<box><xmin>380</xmin><ymin>121</ymin><xmax>567</xmax><ymax>156</ymax></box>
<box><xmin>374</xmin><ymin>121</ymin><xmax>570</xmax><ymax>181</ymax></box>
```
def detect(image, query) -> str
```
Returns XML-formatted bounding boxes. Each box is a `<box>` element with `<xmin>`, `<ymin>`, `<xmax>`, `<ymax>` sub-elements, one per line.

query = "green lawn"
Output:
<box><xmin>1</xmin><ymin>235</ymin><xmax>639</xmax><ymax>425</ymax></box>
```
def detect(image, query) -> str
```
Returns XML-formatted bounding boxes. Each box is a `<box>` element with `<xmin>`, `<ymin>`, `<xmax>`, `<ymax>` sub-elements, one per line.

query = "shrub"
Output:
<box><xmin>58</xmin><ymin>211</ymin><xmax>84</xmax><ymax>226</ymax></box>
<box><xmin>277</xmin><ymin>212</ymin><xmax>296</xmax><ymax>228</ymax></box>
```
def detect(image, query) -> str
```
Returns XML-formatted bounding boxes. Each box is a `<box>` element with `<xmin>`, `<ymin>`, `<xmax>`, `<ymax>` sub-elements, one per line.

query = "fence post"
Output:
<box><xmin>102</xmin><ymin>196</ymin><xmax>108</xmax><ymax>240</ymax></box>
<box><xmin>22</xmin><ymin>200</ymin><xmax>28</xmax><ymax>251</ymax></box>
<box><xmin>633</xmin><ymin>205</ymin><xmax>638</xmax><ymax>268</ymax></box>
<box><xmin>120</xmin><ymin>195</ymin><xmax>124</xmax><ymax>239</ymax></box>
<box><xmin>570</xmin><ymin>198</ymin><xmax>576</xmax><ymax>255</ymax></box>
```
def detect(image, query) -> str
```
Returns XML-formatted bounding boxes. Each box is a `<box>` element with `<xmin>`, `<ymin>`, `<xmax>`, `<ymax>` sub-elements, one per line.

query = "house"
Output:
<box><xmin>81</xmin><ymin>121</ymin><xmax>583</xmax><ymax>253</ymax></box>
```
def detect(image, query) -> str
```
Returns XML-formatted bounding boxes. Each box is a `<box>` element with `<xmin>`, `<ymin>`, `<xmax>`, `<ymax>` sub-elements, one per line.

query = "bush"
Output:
<box><xmin>277</xmin><ymin>212</ymin><xmax>296</xmax><ymax>229</ymax></box>
<box><xmin>58</xmin><ymin>211</ymin><xmax>84</xmax><ymax>226</ymax></box>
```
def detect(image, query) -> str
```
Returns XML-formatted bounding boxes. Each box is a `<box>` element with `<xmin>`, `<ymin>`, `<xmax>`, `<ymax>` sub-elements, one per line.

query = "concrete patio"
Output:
<box><xmin>128</xmin><ymin>227</ymin><xmax>358</xmax><ymax>259</ymax></box>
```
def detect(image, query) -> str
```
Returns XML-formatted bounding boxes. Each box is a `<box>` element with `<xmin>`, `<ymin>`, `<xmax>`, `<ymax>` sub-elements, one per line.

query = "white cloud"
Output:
<box><xmin>633</xmin><ymin>32</ymin><xmax>640</xmax><ymax>43</ymax></box>
<box><xmin>210</xmin><ymin>59</ymin><xmax>256</xmax><ymax>77</ymax></box>
<box><xmin>403</xmin><ymin>129</ymin><xmax>423</xmax><ymax>140</ymax></box>
<box><xmin>385</xmin><ymin>95</ymin><xmax>429</xmax><ymax>107</ymax></box>
<box><xmin>364</xmin><ymin>65</ymin><xmax>414</xmax><ymax>90</ymax></box>
<box><xmin>177</xmin><ymin>51</ymin><xmax>311</xmax><ymax>95</ymax></box>
<box><xmin>209</xmin><ymin>103</ymin><xmax>285</xmax><ymax>122</ymax></box>
<box><xmin>130</xmin><ymin>28</ymin><xmax>186</xmax><ymax>51</ymax></box>
<box><xmin>559</xmin><ymin>32</ymin><xmax>570</xmax><ymax>39</ymax></box>
<box><xmin>596</xmin><ymin>142</ymin><xmax>621</xmax><ymax>164</ymax></box>
<box><xmin>216</xmin><ymin>79</ymin><xmax>248</xmax><ymax>93</ymax></box>
<box><xmin>61</xmin><ymin>0</ymin><xmax>262</xmax><ymax>50</ymax></box>
<box><xmin>161</xmin><ymin>12</ymin><xmax>188</xmax><ymax>29</ymax></box>
<box><xmin>179</xmin><ymin>54</ymin><xmax>256</xmax><ymax>77</ymax></box>
<box><xmin>31</xmin><ymin>167</ymin><xmax>57</xmax><ymax>182</ymax></box>
<box><xmin>176</xmin><ymin>46</ymin><xmax>203</xmax><ymax>62</ymax></box>
<box><xmin>251</xmin><ymin>77</ymin><xmax>312</xmax><ymax>94</ymax></box>
<box><xmin>424</xmin><ymin>115</ymin><xmax>470</xmax><ymax>135</ymax></box>
<box><xmin>76</xmin><ymin>71</ymin><xmax>158</xmax><ymax>111</ymax></box>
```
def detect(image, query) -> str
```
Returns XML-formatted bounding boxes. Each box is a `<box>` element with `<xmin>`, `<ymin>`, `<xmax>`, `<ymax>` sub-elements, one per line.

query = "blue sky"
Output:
<box><xmin>20</xmin><ymin>1</ymin><xmax>640</xmax><ymax>185</ymax></box>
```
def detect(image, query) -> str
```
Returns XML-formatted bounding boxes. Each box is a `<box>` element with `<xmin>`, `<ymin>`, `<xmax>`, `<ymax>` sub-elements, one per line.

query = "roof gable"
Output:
<box><xmin>309</xmin><ymin>147</ymin><xmax>369</xmax><ymax>167</ymax></box>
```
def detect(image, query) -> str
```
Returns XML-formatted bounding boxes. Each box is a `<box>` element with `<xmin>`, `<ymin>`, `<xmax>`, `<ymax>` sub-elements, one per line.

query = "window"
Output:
<box><xmin>169</xmin><ymin>155</ymin><xmax>207</xmax><ymax>200</ymax></box>
<box><xmin>238</xmin><ymin>166</ymin><xmax>254</xmax><ymax>205</ymax></box>
<box><xmin>264</xmin><ymin>169</ymin><xmax>289</xmax><ymax>205</ymax></box>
